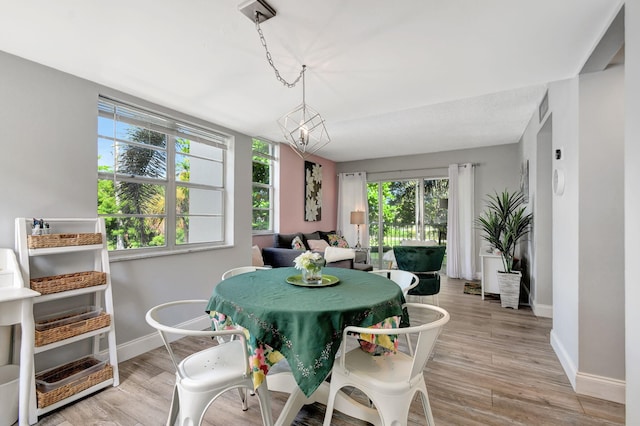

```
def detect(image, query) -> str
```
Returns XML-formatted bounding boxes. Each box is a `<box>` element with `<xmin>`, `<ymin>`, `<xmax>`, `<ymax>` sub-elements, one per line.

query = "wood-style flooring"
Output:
<box><xmin>34</xmin><ymin>276</ymin><xmax>625</xmax><ymax>425</ymax></box>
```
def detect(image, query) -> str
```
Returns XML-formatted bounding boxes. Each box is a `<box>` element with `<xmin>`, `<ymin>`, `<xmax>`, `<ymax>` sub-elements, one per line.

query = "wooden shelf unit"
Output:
<box><xmin>15</xmin><ymin>218</ymin><xmax>119</xmax><ymax>425</ymax></box>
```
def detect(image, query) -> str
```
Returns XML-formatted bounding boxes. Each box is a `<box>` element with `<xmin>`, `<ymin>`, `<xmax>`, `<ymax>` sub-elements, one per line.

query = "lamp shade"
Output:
<box><xmin>350</xmin><ymin>211</ymin><xmax>365</xmax><ymax>225</ymax></box>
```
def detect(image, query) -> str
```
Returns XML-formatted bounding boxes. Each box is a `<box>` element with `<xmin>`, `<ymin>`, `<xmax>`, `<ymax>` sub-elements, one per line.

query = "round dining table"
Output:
<box><xmin>207</xmin><ymin>266</ymin><xmax>408</xmax><ymax>424</ymax></box>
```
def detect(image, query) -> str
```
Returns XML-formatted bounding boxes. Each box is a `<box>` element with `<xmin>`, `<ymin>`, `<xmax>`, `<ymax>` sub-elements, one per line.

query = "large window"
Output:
<box><xmin>252</xmin><ymin>138</ymin><xmax>276</xmax><ymax>233</ymax></box>
<box><xmin>97</xmin><ymin>97</ymin><xmax>230</xmax><ymax>252</ymax></box>
<box><xmin>367</xmin><ymin>178</ymin><xmax>448</xmax><ymax>268</ymax></box>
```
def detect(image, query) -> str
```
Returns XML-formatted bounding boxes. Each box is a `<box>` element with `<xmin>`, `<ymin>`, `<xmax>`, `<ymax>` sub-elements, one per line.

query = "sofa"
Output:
<box><xmin>261</xmin><ymin>231</ymin><xmax>372</xmax><ymax>271</ymax></box>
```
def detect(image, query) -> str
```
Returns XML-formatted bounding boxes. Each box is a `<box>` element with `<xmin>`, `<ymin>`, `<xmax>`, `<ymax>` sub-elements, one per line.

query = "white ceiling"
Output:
<box><xmin>0</xmin><ymin>1</ymin><xmax>622</xmax><ymax>161</ymax></box>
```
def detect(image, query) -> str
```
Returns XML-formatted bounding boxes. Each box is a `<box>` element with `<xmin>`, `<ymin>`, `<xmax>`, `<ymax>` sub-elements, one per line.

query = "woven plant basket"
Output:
<box><xmin>36</xmin><ymin>358</ymin><xmax>113</xmax><ymax>408</ymax></box>
<box><xmin>30</xmin><ymin>271</ymin><xmax>107</xmax><ymax>295</ymax></box>
<box><xmin>27</xmin><ymin>233</ymin><xmax>102</xmax><ymax>249</ymax></box>
<box><xmin>497</xmin><ymin>271</ymin><xmax>522</xmax><ymax>309</ymax></box>
<box><xmin>35</xmin><ymin>312</ymin><xmax>111</xmax><ymax>347</ymax></box>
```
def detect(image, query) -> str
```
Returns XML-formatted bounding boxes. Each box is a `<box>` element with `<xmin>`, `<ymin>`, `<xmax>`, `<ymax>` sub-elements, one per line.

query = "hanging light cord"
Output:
<box><xmin>254</xmin><ymin>12</ymin><xmax>305</xmax><ymax>88</ymax></box>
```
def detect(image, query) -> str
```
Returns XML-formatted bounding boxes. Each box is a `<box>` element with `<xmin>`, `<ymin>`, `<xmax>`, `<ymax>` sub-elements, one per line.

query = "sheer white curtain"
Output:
<box><xmin>337</xmin><ymin>172</ymin><xmax>368</xmax><ymax>248</ymax></box>
<box><xmin>446</xmin><ymin>163</ymin><xmax>475</xmax><ymax>280</ymax></box>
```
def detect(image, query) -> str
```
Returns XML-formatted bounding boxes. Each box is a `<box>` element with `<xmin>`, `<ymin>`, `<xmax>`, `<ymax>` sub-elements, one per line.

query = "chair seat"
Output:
<box><xmin>338</xmin><ymin>348</ymin><xmax>416</xmax><ymax>393</ymax></box>
<box><xmin>179</xmin><ymin>340</ymin><xmax>249</xmax><ymax>391</ymax></box>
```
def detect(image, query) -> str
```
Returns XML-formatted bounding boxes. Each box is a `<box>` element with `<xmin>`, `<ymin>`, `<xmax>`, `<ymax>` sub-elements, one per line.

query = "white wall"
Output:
<box><xmin>578</xmin><ymin>64</ymin><xmax>625</xmax><ymax>386</ymax></box>
<box><xmin>336</xmin><ymin>143</ymin><xmax>521</xmax><ymax>275</ymax></box>
<box><xmin>547</xmin><ymin>77</ymin><xmax>581</xmax><ymax>388</ymax></box>
<box><xmin>626</xmin><ymin>1</ymin><xmax>640</xmax><ymax>423</ymax></box>
<box><xmin>519</xmin><ymin>99</ymin><xmax>554</xmax><ymax>318</ymax></box>
<box><xmin>0</xmin><ymin>50</ymin><xmax>255</xmax><ymax>360</ymax></box>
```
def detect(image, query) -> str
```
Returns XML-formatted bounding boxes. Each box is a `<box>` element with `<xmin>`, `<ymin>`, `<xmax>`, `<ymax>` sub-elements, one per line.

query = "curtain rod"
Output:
<box><xmin>338</xmin><ymin>163</ymin><xmax>476</xmax><ymax>176</ymax></box>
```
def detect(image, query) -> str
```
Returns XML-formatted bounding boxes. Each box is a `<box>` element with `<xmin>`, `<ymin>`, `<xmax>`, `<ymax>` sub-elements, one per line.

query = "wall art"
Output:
<box><xmin>304</xmin><ymin>161</ymin><xmax>322</xmax><ymax>221</ymax></box>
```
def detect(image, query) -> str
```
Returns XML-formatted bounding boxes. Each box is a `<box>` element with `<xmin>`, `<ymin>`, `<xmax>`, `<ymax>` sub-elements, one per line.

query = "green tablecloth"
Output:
<box><xmin>207</xmin><ymin>267</ymin><xmax>407</xmax><ymax>396</ymax></box>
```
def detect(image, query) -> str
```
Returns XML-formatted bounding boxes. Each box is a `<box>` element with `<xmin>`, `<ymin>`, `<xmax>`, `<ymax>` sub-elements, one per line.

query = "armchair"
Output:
<box><xmin>393</xmin><ymin>245</ymin><xmax>446</xmax><ymax>305</ymax></box>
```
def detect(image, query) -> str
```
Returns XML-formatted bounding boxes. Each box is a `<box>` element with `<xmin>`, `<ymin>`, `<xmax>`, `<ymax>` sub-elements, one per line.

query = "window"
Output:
<box><xmin>97</xmin><ymin>97</ymin><xmax>230</xmax><ymax>252</ymax></box>
<box><xmin>252</xmin><ymin>138</ymin><xmax>276</xmax><ymax>233</ymax></box>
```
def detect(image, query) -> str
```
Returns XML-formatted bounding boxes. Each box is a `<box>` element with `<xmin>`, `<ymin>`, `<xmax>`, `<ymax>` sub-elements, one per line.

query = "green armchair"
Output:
<box><xmin>392</xmin><ymin>245</ymin><xmax>446</xmax><ymax>305</ymax></box>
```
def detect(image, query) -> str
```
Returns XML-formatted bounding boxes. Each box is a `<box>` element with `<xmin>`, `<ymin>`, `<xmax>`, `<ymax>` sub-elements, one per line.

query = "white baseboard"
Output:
<box><xmin>550</xmin><ymin>329</ymin><xmax>577</xmax><ymax>389</ymax></box>
<box><xmin>99</xmin><ymin>315</ymin><xmax>212</xmax><ymax>363</ymax></box>
<box><xmin>550</xmin><ymin>329</ymin><xmax>625</xmax><ymax>404</ymax></box>
<box><xmin>576</xmin><ymin>372</ymin><xmax>626</xmax><ymax>404</ymax></box>
<box><xmin>531</xmin><ymin>301</ymin><xmax>553</xmax><ymax>318</ymax></box>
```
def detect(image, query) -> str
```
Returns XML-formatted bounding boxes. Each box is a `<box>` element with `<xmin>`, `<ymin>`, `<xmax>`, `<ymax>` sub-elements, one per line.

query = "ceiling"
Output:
<box><xmin>0</xmin><ymin>1</ymin><xmax>622</xmax><ymax>162</ymax></box>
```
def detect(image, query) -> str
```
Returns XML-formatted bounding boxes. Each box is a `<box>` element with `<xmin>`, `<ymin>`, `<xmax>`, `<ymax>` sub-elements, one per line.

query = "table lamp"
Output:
<box><xmin>350</xmin><ymin>211</ymin><xmax>366</xmax><ymax>248</ymax></box>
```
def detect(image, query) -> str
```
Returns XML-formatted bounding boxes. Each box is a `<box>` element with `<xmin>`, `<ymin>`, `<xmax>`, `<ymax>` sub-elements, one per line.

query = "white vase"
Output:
<box><xmin>497</xmin><ymin>271</ymin><xmax>522</xmax><ymax>309</ymax></box>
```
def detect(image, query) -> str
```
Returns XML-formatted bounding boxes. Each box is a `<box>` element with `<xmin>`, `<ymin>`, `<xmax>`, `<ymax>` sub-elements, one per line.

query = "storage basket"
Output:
<box><xmin>27</xmin><ymin>233</ymin><xmax>102</xmax><ymax>249</ymax></box>
<box><xmin>35</xmin><ymin>307</ymin><xmax>110</xmax><ymax>346</ymax></box>
<box><xmin>35</xmin><ymin>357</ymin><xmax>112</xmax><ymax>408</ymax></box>
<box><xmin>30</xmin><ymin>271</ymin><xmax>107</xmax><ymax>295</ymax></box>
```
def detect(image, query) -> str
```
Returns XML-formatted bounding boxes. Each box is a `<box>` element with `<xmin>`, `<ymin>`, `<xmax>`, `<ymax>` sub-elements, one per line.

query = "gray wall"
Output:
<box><xmin>336</xmin><ymin>143</ymin><xmax>521</xmax><ymax>275</ymax></box>
<box><xmin>626</xmin><ymin>1</ymin><xmax>640</xmax><ymax>421</ymax></box>
<box><xmin>0</xmin><ymin>50</ymin><xmax>254</xmax><ymax>357</ymax></box>
<box><xmin>578</xmin><ymin>64</ymin><xmax>625</xmax><ymax>381</ymax></box>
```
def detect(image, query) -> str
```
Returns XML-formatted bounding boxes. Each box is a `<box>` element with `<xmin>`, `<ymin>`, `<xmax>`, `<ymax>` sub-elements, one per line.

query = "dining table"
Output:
<box><xmin>206</xmin><ymin>266</ymin><xmax>408</xmax><ymax>425</ymax></box>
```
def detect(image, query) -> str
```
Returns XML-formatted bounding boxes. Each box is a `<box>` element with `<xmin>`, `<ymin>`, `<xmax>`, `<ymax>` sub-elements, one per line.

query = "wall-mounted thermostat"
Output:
<box><xmin>553</xmin><ymin>168</ymin><xmax>565</xmax><ymax>195</ymax></box>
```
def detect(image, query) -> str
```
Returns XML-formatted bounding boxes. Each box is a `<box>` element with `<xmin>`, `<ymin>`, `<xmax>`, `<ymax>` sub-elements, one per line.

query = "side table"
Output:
<box><xmin>353</xmin><ymin>247</ymin><xmax>373</xmax><ymax>271</ymax></box>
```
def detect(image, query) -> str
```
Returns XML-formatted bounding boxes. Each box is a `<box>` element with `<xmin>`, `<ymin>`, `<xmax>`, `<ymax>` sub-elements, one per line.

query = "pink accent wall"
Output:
<box><xmin>279</xmin><ymin>145</ymin><xmax>337</xmax><ymax>234</ymax></box>
<box><xmin>252</xmin><ymin>145</ymin><xmax>337</xmax><ymax>249</ymax></box>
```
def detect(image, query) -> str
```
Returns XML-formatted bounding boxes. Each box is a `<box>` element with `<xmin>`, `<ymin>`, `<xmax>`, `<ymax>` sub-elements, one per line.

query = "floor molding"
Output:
<box><xmin>550</xmin><ymin>329</ymin><xmax>577</xmax><ymax>389</ymax></box>
<box><xmin>576</xmin><ymin>372</ymin><xmax>626</xmax><ymax>404</ymax></box>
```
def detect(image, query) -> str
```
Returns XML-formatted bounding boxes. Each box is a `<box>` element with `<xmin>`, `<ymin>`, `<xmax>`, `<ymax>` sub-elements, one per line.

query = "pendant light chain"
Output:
<box><xmin>254</xmin><ymin>12</ymin><xmax>305</xmax><ymax>88</ymax></box>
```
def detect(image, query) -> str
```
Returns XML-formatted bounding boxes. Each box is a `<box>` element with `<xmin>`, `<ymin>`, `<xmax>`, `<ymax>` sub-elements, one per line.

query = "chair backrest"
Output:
<box><xmin>370</xmin><ymin>269</ymin><xmax>419</xmax><ymax>295</ymax></box>
<box><xmin>145</xmin><ymin>299</ymin><xmax>249</xmax><ymax>378</ymax></box>
<box><xmin>393</xmin><ymin>245</ymin><xmax>446</xmax><ymax>273</ymax></box>
<box><xmin>221</xmin><ymin>266</ymin><xmax>270</xmax><ymax>280</ymax></box>
<box><xmin>340</xmin><ymin>303</ymin><xmax>450</xmax><ymax>379</ymax></box>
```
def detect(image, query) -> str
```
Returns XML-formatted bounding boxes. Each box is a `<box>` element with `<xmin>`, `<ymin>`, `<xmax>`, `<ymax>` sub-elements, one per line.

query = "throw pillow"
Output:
<box><xmin>275</xmin><ymin>232</ymin><xmax>303</xmax><ymax>248</ymax></box>
<box><xmin>291</xmin><ymin>235</ymin><xmax>305</xmax><ymax>250</ymax></box>
<box><xmin>251</xmin><ymin>245</ymin><xmax>264</xmax><ymax>267</ymax></box>
<box><xmin>327</xmin><ymin>233</ymin><xmax>350</xmax><ymax>248</ymax></box>
<box><xmin>324</xmin><ymin>247</ymin><xmax>355</xmax><ymax>263</ymax></box>
<box><xmin>307</xmin><ymin>239</ymin><xmax>330</xmax><ymax>252</ymax></box>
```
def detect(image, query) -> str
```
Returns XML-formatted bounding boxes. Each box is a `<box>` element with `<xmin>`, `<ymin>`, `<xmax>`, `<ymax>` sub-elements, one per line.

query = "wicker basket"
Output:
<box><xmin>497</xmin><ymin>271</ymin><xmax>522</xmax><ymax>309</ymax></box>
<box><xmin>27</xmin><ymin>233</ymin><xmax>102</xmax><ymax>249</ymax></box>
<box><xmin>30</xmin><ymin>271</ymin><xmax>107</xmax><ymax>295</ymax></box>
<box><xmin>36</xmin><ymin>358</ymin><xmax>113</xmax><ymax>408</ymax></box>
<box><xmin>35</xmin><ymin>312</ymin><xmax>111</xmax><ymax>347</ymax></box>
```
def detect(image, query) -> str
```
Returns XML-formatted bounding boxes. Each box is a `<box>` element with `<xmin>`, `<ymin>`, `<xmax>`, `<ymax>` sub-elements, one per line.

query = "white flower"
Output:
<box><xmin>294</xmin><ymin>250</ymin><xmax>325</xmax><ymax>271</ymax></box>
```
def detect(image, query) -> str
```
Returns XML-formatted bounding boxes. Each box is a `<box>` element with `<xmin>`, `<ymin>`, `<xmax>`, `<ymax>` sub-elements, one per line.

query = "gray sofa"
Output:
<box><xmin>261</xmin><ymin>231</ymin><xmax>371</xmax><ymax>271</ymax></box>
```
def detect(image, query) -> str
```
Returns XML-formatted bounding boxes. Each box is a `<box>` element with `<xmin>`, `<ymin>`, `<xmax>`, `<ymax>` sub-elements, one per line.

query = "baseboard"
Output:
<box><xmin>576</xmin><ymin>372</ymin><xmax>626</xmax><ymax>404</ymax></box>
<box><xmin>531</xmin><ymin>301</ymin><xmax>553</xmax><ymax>318</ymax></box>
<box><xmin>99</xmin><ymin>314</ymin><xmax>212</xmax><ymax>363</ymax></box>
<box><xmin>550</xmin><ymin>329</ymin><xmax>577</xmax><ymax>389</ymax></box>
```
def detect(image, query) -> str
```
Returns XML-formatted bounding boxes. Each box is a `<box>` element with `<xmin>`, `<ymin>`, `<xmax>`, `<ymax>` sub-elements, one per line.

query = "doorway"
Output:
<box><xmin>367</xmin><ymin>178</ymin><xmax>448</xmax><ymax>269</ymax></box>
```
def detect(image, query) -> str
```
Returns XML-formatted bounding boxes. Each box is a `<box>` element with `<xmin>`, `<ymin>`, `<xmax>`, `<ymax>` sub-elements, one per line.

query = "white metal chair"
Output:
<box><xmin>370</xmin><ymin>269</ymin><xmax>419</xmax><ymax>296</ymax></box>
<box><xmin>221</xmin><ymin>266</ymin><xmax>270</xmax><ymax>280</ymax></box>
<box><xmin>145</xmin><ymin>300</ymin><xmax>273</xmax><ymax>426</ymax></box>
<box><xmin>323</xmin><ymin>303</ymin><xmax>450</xmax><ymax>426</ymax></box>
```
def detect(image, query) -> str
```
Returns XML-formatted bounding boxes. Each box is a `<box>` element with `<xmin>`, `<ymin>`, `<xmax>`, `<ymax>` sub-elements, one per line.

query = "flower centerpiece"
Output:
<box><xmin>294</xmin><ymin>250</ymin><xmax>326</xmax><ymax>284</ymax></box>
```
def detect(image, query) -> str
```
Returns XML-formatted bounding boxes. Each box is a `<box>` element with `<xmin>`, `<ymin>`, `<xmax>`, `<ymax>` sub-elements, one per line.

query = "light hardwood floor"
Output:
<box><xmin>35</xmin><ymin>276</ymin><xmax>625</xmax><ymax>425</ymax></box>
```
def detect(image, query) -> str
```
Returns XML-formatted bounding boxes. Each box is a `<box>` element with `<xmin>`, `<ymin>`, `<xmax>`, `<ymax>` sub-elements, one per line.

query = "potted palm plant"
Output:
<box><xmin>476</xmin><ymin>189</ymin><xmax>532</xmax><ymax>309</ymax></box>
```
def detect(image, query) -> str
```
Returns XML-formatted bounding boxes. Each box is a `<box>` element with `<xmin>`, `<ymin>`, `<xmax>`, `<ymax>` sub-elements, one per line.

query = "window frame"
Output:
<box><xmin>252</xmin><ymin>138</ymin><xmax>277</xmax><ymax>234</ymax></box>
<box><xmin>97</xmin><ymin>96</ymin><xmax>232</xmax><ymax>258</ymax></box>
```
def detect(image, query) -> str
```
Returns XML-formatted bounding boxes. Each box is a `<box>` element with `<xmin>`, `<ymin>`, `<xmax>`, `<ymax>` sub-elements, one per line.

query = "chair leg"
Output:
<box><xmin>167</xmin><ymin>385</ymin><xmax>180</xmax><ymax>426</ymax></box>
<box><xmin>255</xmin><ymin>381</ymin><xmax>274</xmax><ymax>426</ymax></box>
<box><xmin>433</xmin><ymin>294</ymin><xmax>439</xmax><ymax>306</ymax></box>
<box><xmin>418</xmin><ymin>388</ymin><xmax>435</xmax><ymax>426</ymax></box>
<box><xmin>236</xmin><ymin>387</ymin><xmax>248</xmax><ymax>411</ymax></box>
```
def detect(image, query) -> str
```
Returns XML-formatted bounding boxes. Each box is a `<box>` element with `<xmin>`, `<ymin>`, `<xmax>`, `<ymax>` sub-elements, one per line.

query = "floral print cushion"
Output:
<box><xmin>291</xmin><ymin>235</ymin><xmax>305</xmax><ymax>250</ymax></box>
<box><xmin>327</xmin><ymin>233</ymin><xmax>350</xmax><ymax>248</ymax></box>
